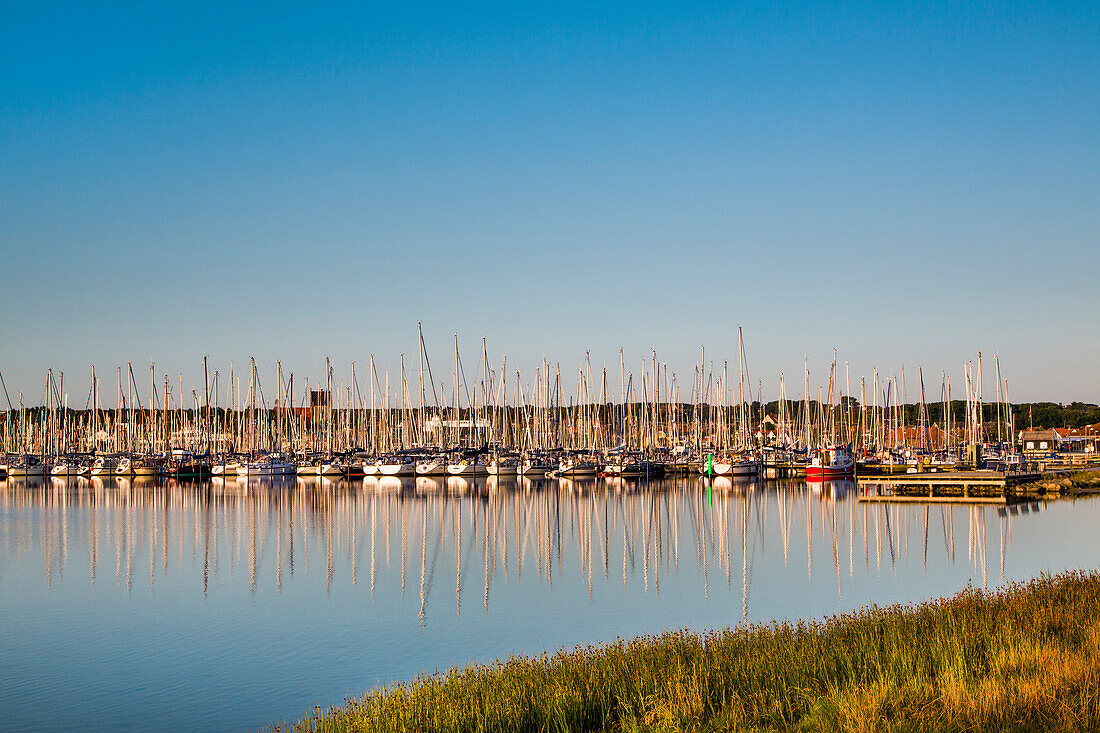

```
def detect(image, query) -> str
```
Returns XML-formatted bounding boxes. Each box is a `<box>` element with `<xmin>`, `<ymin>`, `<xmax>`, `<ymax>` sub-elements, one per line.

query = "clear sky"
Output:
<box><xmin>2</xmin><ymin>1</ymin><xmax>1097</xmax><ymax>406</ymax></box>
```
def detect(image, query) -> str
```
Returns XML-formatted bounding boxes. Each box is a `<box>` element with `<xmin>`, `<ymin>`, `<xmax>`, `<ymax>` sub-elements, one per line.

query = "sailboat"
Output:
<box><xmin>296</xmin><ymin>455</ymin><xmax>344</xmax><ymax>476</ymax></box>
<box><xmin>116</xmin><ymin>455</ymin><xmax>162</xmax><ymax>477</ymax></box>
<box><xmin>90</xmin><ymin>455</ymin><xmax>119</xmax><ymax>476</ymax></box>
<box><xmin>51</xmin><ymin>458</ymin><xmax>89</xmax><ymax>477</ymax></box>
<box><xmin>414</xmin><ymin>455</ymin><xmax>448</xmax><ymax>476</ymax></box>
<box><xmin>211</xmin><ymin>455</ymin><xmax>241</xmax><ymax>476</ymax></box>
<box><xmin>699</xmin><ymin>453</ymin><xmax>733</xmax><ymax>476</ymax></box>
<box><xmin>3</xmin><ymin>454</ymin><xmax>48</xmax><ymax>477</ymax></box>
<box><xmin>446</xmin><ymin>457</ymin><xmax>488</xmax><ymax>476</ymax></box>
<box><xmin>518</xmin><ymin>453</ymin><xmax>552</xmax><ymax>476</ymax></box>
<box><xmin>558</xmin><ymin>453</ymin><xmax>600</xmax><ymax>477</ymax></box>
<box><xmin>486</xmin><ymin>454</ymin><xmax>519</xmax><ymax>475</ymax></box>
<box><xmin>698</xmin><ymin>453</ymin><xmax>759</xmax><ymax>477</ymax></box>
<box><xmin>236</xmin><ymin>453</ymin><xmax>295</xmax><ymax>476</ymax></box>
<box><xmin>376</xmin><ymin>456</ymin><xmax>416</xmax><ymax>476</ymax></box>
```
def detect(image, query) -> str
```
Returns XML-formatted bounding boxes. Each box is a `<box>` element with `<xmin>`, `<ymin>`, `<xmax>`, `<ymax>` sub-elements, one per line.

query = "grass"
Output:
<box><xmin>279</xmin><ymin>570</ymin><xmax>1100</xmax><ymax>732</ymax></box>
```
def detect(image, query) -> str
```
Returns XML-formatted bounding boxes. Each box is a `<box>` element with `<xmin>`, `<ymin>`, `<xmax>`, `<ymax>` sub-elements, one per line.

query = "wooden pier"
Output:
<box><xmin>763</xmin><ymin>461</ymin><xmax>805</xmax><ymax>479</ymax></box>
<box><xmin>857</xmin><ymin>469</ymin><xmax>1043</xmax><ymax>504</ymax></box>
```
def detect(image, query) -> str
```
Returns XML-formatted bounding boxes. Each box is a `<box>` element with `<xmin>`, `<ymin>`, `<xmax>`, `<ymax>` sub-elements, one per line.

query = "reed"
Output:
<box><xmin>280</xmin><ymin>570</ymin><xmax>1100</xmax><ymax>732</ymax></box>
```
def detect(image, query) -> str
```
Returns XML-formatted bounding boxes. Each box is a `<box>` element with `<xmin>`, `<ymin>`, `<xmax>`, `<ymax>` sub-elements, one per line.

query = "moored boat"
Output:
<box><xmin>377</xmin><ymin>456</ymin><xmax>416</xmax><ymax>476</ymax></box>
<box><xmin>167</xmin><ymin>450</ymin><xmax>213</xmax><ymax>478</ymax></box>
<box><xmin>806</xmin><ymin>445</ymin><xmax>856</xmax><ymax>480</ymax></box>
<box><xmin>414</xmin><ymin>456</ymin><xmax>448</xmax><ymax>476</ymax></box>
<box><xmin>3</xmin><ymin>455</ymin><xmax>49</xmax><ymax>477</ymax></box>
<box><xmin>486</xmin><ymin>455</ymin><xmax>519</xmax><ymax>476</ymax></box>
<box><xmin>447</xmin><ymin>459</ymin><xmax>487</xmax><ymax>476</ymax></box>
<box><xmin>296</xmin><ymin>455</ymin><xmax>344</xmax><ymax>476</ymax></box>
<box><xmin>518</xmin><ymin>453</ymin><xmax>553</xmax><ymax>476</ymax></box>
<box><xmin>237</xmin><ymin>454</ymin><xmax>296</xmax><ymax>476</ymax></box>
<box><xmin>90</xmin><ymin>455</ymin><xmax>119</xmax><ymax>476</ymax></box>
<box><xmin>212</xmin><ymin>456</ymin><xmax>241</xmax><ymax>476</ymax></box>
<box><xmin>51</xmin><ymin>459</ymin><xmax>89</xmax><ymax>477</ymax></box>
<box><xmin>558</xmin><ymin>454</ymin><xmax>600</xmax><ymax>477</ymax></box>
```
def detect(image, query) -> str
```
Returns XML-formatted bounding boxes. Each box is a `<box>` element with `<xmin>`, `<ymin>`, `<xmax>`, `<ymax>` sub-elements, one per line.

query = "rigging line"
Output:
<box><xmin>0</xmin><ymin>371</ymin><xmax>13</xmax><ymax>411</ymax></box>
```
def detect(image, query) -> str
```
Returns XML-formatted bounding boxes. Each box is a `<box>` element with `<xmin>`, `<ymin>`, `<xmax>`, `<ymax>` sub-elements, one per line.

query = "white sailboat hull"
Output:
<box><xmin>377</xmin><ymin>463</ymin><xmax>415</xmax><ymax>476</ymax></box>
<box><xmin>415</xmin><ymin>460</ymin><xmax>447</xmax><ymax>476</ymax></box>
<box><xmin>297</xmin><ymin>463</ymin><xmax>343</xmax><ymax>476</ymax></box>
<box><xmin>51</xmin><ymin>465</ymin><xmax>89</xmax><ymax>477</ymax></box>
<box><xmin>6</xmin><ymin>465</ymin><xmax>47</xmax><ymax>477</ymax></box>
<box><xmin>558</xmin><ymin>462</ymin><xmax>599</xmax><ymax>477</ymax></box>
<box><xmin>237</xmin><ymin>463</ymin><xmax>295</xmax><ymax>476</ymax></box>
<box><xmin>447</xmin><ymin>463</ymin><xmax>487</xmax><ymax>476</ymax></box>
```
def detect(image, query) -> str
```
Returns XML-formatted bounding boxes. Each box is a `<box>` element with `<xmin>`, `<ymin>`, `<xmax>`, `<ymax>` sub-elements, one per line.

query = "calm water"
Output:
<box><xmin>2</xmin><ymin>475</ymin><xmax>1099</xmax><ymax>731</ymax></box>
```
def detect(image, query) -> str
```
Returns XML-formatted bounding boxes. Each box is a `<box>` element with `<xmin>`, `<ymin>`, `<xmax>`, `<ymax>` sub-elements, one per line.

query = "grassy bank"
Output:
<box><xmin>280</xmin><ymin>570</ymin><xmax>1100</xmax><ymax>732</ymax></box>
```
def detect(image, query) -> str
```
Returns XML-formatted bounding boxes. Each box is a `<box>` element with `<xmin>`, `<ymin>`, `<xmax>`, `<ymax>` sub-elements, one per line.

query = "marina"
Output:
<box><xmin>3</xmin><ymin>347</ymin><xmax>1092</xmax><ymax>730</ymax></box>
<box><xmin>3</xmin><ymin>339</ymin><xmax>1092</xmax><ymax>489</ymax></box>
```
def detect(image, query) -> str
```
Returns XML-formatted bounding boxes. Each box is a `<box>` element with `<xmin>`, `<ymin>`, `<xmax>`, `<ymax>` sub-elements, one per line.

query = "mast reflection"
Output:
<box><xmin>0</xmin><ymin>475</ymin><xmax>1033</xmax><ymax>624</ymax></box>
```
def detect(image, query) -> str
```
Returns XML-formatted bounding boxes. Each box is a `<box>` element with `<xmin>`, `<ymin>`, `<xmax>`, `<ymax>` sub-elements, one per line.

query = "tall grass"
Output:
<box><xmin>281</xmin><ymin>570</ymin><xmax>1100</xmax><ymax>732</ymax></box>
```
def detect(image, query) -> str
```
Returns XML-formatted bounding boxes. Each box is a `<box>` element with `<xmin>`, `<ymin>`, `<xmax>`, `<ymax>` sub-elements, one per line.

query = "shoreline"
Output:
<box><xmin>277</xmin><ymin>568</ymin><xmax>1100</xmax><ymax>732</ymax></box>
<box><xmin>1022</xmin><ymin>469</ymin><xmax>1100</xmax><ymax>496</ymax></box>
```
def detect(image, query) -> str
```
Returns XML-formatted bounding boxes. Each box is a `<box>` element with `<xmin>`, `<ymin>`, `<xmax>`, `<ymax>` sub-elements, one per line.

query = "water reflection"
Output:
<box><xmin>4</xmin><ymin>475</ymin><xmax>1088</xmax><ymax>731</ymax></box>
<box><xmin>0</xmin><ymin>475</ymin><xmax>1036</xmax><ymax>623</ymax></box>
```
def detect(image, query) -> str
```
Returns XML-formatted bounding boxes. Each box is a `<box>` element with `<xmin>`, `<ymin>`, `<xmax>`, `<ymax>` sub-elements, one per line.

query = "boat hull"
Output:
<box><xmin>51</xmin><ymin>465</ymin><xmax>89</xmax><ymax>477</ymax></box>
<box><xmin>447</xmin><ymin>463</ymin><xmax>487</xmax><ymax>476</ymax></box>
<box><xmin>518</xmin><ymin>465</ymin><xmax>548</xmax><ymax>476</ymax></box>
<box><xmin>6</xmin><ymin>465</ymin><xmax>48</xmax><ymax>477</ymax></box>
<box><xmin>559</xmin><ymin>463</ymin><xmax>599</xmax><ymax>477</ymax></box>
<box><xmin>237</xmin><ymin>464</ymin><xmax>295</xmax><ymax>476</ymax></box>
<box><xmin>415</xmin><ymin>461</ymin><xmax>447</xmax><ymax>476</ymax></box>
<box><xmin>377</xmin><ymin>463</ymin><xmax>415</xmax><ymax>477</ymax></box>
<box><xmin>297</xmin><ymin>464</ymin><xmax>343</xmax><ymax>476</ymax></box>
<box><xmin>805</xmin><ymin>462</ymin><xmax>855</xmax><ymax>480</ymax></box>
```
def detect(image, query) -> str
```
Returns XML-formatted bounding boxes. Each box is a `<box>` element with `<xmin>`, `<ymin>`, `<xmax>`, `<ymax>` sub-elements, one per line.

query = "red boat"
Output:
<box><xmin>806</xmin><ymin>445</ymin><xmax>856</xmax><ymax>480</ymax></box>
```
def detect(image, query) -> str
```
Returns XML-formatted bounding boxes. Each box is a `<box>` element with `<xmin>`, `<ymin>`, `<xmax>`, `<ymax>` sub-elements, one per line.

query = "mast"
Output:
<box><xmin>90</xmin><ymin>365</ymin><xmax>98</xmax><ymax>453</ymax></box>
<box><xmin>164</xmin><ymin>374</ymin><xmax>170</xmax><ymax>453</ymax></box>
<box><xmin>918</xmin><ymin>366</ymin><xmax>929</xmax><ymax>452</ymax></box>
<box><xmin>369</xmin><ymin>354</ymin><xmax>377</xmax><ymax>454</ymax></box>
<box><xmin>203</xmin><ymin>355</ymin><xmax>210</xmax><ymax>452</ymax></box>
<box><xmin>150</xmin><ymin>363</ymin><xmax>156</xmax><ymax>453</ymax></box>
<box><xmin>977</xmin><ymin>350</ymin><xmax>984</xmax><ymax>446</ymax></box>
<box><xmin>994</xmin><ymin>354</ymin><xmax>1003</xmax><ymax>447</ymax></box>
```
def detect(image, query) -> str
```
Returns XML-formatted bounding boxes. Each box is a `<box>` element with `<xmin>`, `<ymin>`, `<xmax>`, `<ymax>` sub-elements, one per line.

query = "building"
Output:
<box><xmin>1054</xmin><ymin>424</ymin><xmax>1099</xmax><ymax>453</ymax></box>
<box><xmin>1019</xmin><ymin>428</ymin><xmax>1061</xmax><ymax>454</ymax></box>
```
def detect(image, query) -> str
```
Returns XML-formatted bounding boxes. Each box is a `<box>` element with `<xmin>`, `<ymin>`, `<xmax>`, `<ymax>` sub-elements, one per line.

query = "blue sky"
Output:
<box><xmin>2</xmin><ymin>1</ymin><xmax>1097</xmax><ymax>405</ymax></box>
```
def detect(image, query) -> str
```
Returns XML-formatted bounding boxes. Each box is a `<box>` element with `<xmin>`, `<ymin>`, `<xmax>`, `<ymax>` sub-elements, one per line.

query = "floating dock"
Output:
<box><xmin>857</xmin><ymin>470</ymin><xmax>1044</xmax><ymax>503</ymax></box>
